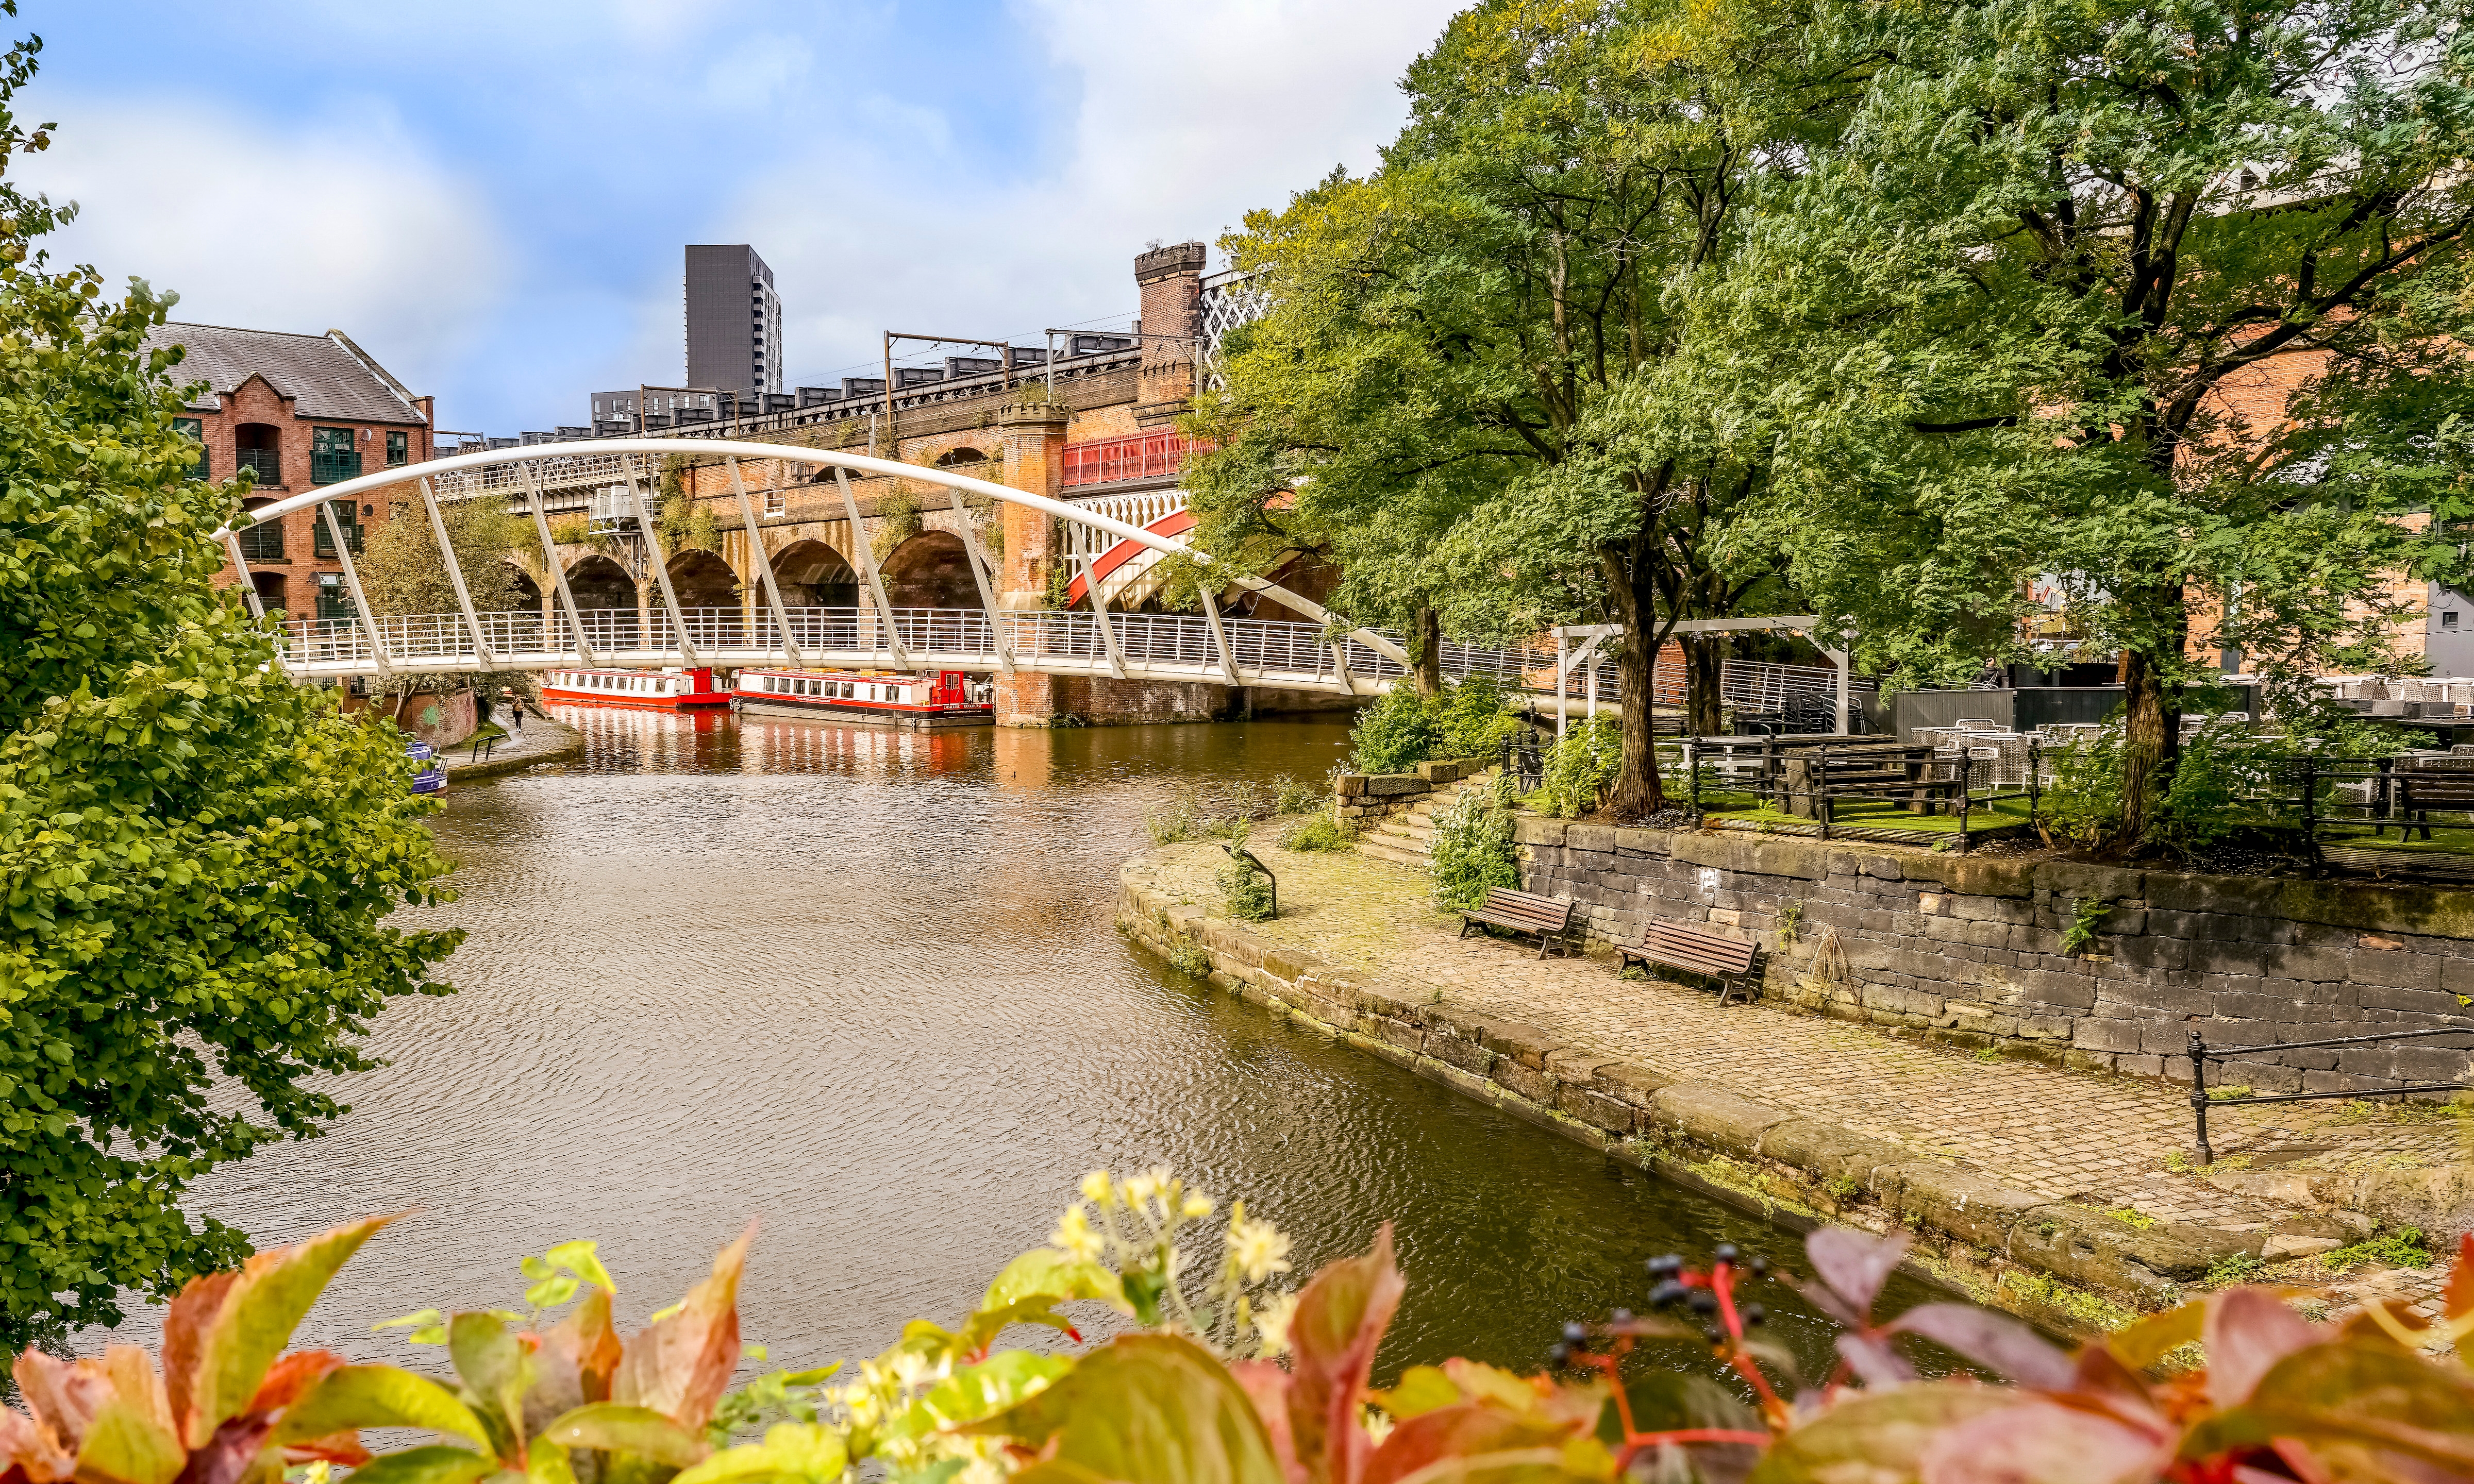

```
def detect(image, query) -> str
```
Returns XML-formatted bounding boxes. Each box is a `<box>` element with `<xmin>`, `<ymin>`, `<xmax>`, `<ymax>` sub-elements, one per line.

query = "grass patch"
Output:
<box><xmin>1278</xmin><ymin>814</ymin><xmax>1353</xmax><ymax>852</ymax></box>
<box><xmin>2111</xmin><ymin>1207</ymin><xmax>2156</xmax><ymax>1230</ymax></box>
<box><xmin>1995</xmin><ymin>1269</ymin><xmax>2137</xmax><ymax>1332</ymax></box>
<box><xmin>2205</xmin><ymin>1251</ymin><xmax>2269</xmax><ymax>1287</ymax></box>
<box><xmin>2205</xmin><ymin>1085</ymin><xmax>2255</xmax><ymax>1101</ymax></box>
<box><xmin>2321</xmin><ymin>1226</ymin><xmax>2431</xmax><ymax>1272</ymax></box>
<box><xmin>1700</xmin><ymin>790</ymin><xmax>2040</xmax><ymax>836</ymax></box>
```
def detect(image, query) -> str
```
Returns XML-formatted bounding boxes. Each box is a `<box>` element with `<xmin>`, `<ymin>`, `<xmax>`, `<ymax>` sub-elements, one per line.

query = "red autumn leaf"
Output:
<box><xmin>247</xmin><ymin>1352</ymin><xmax>347</xmax><ymax>1415</ymax></box>
<box><xmin>1284</xmin><ymin>1224</ymin><xmax>1405</xmax><ymax>1484</ymax></box>
<box><xmin>612</xmin><ymin>1222</ymin><xmax>756</xmax><ymax>1430</ymax></box>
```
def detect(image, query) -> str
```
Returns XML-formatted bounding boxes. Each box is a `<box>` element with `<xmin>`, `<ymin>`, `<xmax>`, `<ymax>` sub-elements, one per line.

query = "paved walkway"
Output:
<box><xmin>444</xmin><ymin>714</ymin><xmax>582</xmax><ymax>780</ymax></box>
<box><xmin>1151</xmin><ymin>825</ymin><xmax>2473</xmax><ymax>1252</ymax></box>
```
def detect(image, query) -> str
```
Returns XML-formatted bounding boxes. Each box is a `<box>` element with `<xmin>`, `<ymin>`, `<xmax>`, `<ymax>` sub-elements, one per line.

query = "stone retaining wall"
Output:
<box><xmin>1333</xmin><ymin>757</ymin><xmax>1491</xmax><ymax>828</ymax></box>
<box><xmin>1517</xmin><ymin>820</ymin><xmax>2474</xmax><ymax>1092</ymax></box>
<box><xmin>1117</xmin><ymin>846</ymin><xmax>2267</xmax><ymax>1320</ymax></box>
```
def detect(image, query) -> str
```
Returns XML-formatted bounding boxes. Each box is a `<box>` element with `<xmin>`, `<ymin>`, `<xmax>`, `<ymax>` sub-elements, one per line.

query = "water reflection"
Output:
<box><xmin>177</xmin><ymin>712</ymin><xmax>1933</xmax><ymax>1391</ymax></box>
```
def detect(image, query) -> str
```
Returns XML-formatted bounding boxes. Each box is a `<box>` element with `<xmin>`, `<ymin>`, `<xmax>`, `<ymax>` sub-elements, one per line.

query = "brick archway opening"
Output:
<box><xmin>879</xmin><ymin>531</ymin><xmax>977</xmax><ymax>609</ymax></box>
<box><xmin>668</xmin><ymin>550</ymin><xmax>738</xmax><ymax>608</ymax></box>
<box><xmin>565</xmin><ymin>554</ymin><xmax>634</xmax><ymax>609</ymax></box>
<box><xmin>771</xmin><ymin>539</ymin><xmax>860</xmax><ymax>607</ymax></box>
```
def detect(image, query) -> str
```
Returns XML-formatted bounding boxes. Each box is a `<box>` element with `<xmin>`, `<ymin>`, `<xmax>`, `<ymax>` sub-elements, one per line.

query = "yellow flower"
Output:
<box><xmin>1362</xmin><ymin>1409</ymin><xmax>1396</xmax><ymax>1448</ymax></box>
<box><xmin>1255</xmin><ymin>1291</ymin><xmax>1299</xmax><ymax>1357</ymax></box>
<box><xmin>1081</xmin><ymin>1169</ymin><xmax>1114</xmax><ymax>1206</ymax></box>
<box><xmin>1051</xmin><ymin>1202</ymin><xmax>1105</xmax><ymax>1261</ymax></box>
<box><xmin>1122</xmin><ymin>1171</ymin><xmax>1157</xmax><ymax>1206</ymax></box>
<box><xmin>1227</xmin><ymin>1216</ymin><xmax>1293</xmax><ymax>1284</ymax></box>
<box><xmin>1181</xmin><ymin>1192</ymin><xmax>1215</xmax><ymax>1220</ymax></box>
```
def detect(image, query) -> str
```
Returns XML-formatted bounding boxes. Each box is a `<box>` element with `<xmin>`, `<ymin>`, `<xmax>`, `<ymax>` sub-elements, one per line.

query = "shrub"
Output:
<box><xmin>1218</xmin><ymin>857</ymin><xmax>1275</xmax><ymax>921</ymax></box>
<box><xmin>1530</xmin><ymin>714</ymin><xmax>1619</xmax><ymax>818</ymax></box>
<box><xmin>1145</xmin><ymin>783</ymin><xmax>1275</xmax><ymax>845</ymax></box>
<box><xmin>1431</xmin><ymin>775</ymin><xmax>1520</xmax><ymax>909</ymax></box>
<box><xmin>1348</xmin><ymin>678</ymin><xmax>1519</xmax><ymax>775</ymax></box>
<box><xmin>1278</xmin><ymin>813</ymin><xmax>1352</xmax><ymax>851</ymax></box>
<box><xmin>2043</xmin><ymin>723</ymin><xmax>2128</xmax><ymax>847</ymax></box>
<box><xmin>1348</xmin><ymin>685</ymin><xmax>1441</xmax><ymax>773</ymax></box>
<box><xmin>1270</xmin><ymin>772</ymin><xmax>1322</xmax><ymax>814</ymax></box>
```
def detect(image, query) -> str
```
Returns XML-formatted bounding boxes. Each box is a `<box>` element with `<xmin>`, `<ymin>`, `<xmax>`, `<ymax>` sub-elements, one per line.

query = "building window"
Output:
<box><xmin>386</xmin><ymin>430</ymin><xmax>409</xmax><ymax>467</ymax></box>
<box><xmin>236</xmin><ymin>499</ymin><xmax>285</xmax><ymax>561</ymax></box>
<box><xmin>314</xmin><ymin>571</ymin><xmax>355</xmax><ymax>623</ymax></box>
<box><xmin>764</xmin><ymin>485</ymin><xmax>785</xmax><ymax>517</ymax></box>
<box><xmin>236</xmin><ymin>423</ymin><xmax>281</xmax><ymax>485</ymax></box>
<box><xmin>311</xmin><ymin>427</ymin><xmax>361</xmax><ymax>485</ymax></box>
<box><xmin>2446</xmin><ymin>611</ymin><xmax>2461</xmax><ymax>630</ymax></box>
<box><xmin>312</xmin><ymin>498</ymin><xmax>362</xmax><ymax>558</ymax></box>
<box><xmin>173</xmin><ymin>417</ymin><xmax>209</xmax><ymax>480</ymax></box>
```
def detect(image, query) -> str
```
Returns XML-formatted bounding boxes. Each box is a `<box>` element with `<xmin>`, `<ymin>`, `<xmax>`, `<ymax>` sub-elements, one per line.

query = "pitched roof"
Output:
<box><xmin>144</xmin><ymin>322</ymin><xmax>428</xmax><ymax>425</ymax></box>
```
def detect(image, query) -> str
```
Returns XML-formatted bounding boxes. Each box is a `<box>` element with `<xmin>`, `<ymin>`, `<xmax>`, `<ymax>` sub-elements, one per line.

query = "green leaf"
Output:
<box><xmin>74</xmin><ymin>1398</ymin><xmax>186</xmax><ymax>1484</ymax></box>
<box><xmin>980</xmin><ymin>1249</ymin><xmax>1126</xmax><ymax>1312</ymax></box>
<box><xmin>547</xmin><ymin>1240</ymin><xmax>616</xmax><ymax>1293</ymax></box>
<box><xmin>197</xmin><ymin>1215</ymin><xmax>398</xmax><ymax>1431</ymax></box>
<box><xmin>542</xmin><ymin>1403</ymin><xmax>711</xmax><ymax>1468</ymax></box>
<box><xmin>667</xmin><ymin>1423</ymin><xmax>848</xmax><ymax>1484</ymax></box>
<box><xmin>1372</xmin><ymin>1368</ymin><xmax>1463</xmax><ymax>1423</ymax></box>
<box><xmin>2232</xmin><ymin>1339</ymin><xmax>2474</xmax><ymax>1470</ymax></box>
<box><xmin>343</xmin><ymin>1446</ymin><xmax>500</xmax><ymax>1484</ymax></box>
<box><xmin>449</xmin><ymin>1310</ymin><xmax>536</xmax><ymax>1460</ymax></box>
<box><xmin>963</xmin><ymin>1333</ymin><xmax>1284</xmax><ymax>1484</ymax></box>
<box><xmin>275</xmin><ymin>1364</ymin><xmax>491</xmax><ymax>1447</ymax></box>
<box><xmin>1747</xmin><ymin>1383</ymin><xmax>2015</xmax><ymax>1484</ymax></box>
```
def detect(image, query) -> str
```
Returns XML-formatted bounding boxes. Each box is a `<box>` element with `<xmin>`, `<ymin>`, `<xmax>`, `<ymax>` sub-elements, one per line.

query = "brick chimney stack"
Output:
<box><xmin>1133</xmin><ymin>240</ymin><xmax>1207</xmax><ymax>427</ymax></box>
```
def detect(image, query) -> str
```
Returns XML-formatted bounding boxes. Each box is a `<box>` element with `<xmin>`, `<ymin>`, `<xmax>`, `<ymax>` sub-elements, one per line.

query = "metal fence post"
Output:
<box><xmin>2300</xmin><ymin>759</ymin><xmax>2320</xmax><ymax>875</ymax></box>
<box><xmin>2188</xmin><ymin>1029</ymin><xmax>2213</xmax><ymax>1166</ymax></box>
<box><xmin>1684</xmin><ymin>738</ymin><xmax>1700</xmax><ymax>819</ymax></box>
<box><xmin>1956</xmin><ymin>753</ymin><xmax>1973</xmax><ymax>852</ymax></box>
<box><xmin>2028</xmin><ymin>739</ymin><xmax>2041</xmax><ymax>823</ymax></box>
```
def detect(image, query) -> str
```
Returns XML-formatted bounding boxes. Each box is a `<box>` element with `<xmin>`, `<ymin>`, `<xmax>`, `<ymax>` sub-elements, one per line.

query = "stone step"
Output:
<box><xmin>1355</xmin><ymin>835</ymin><xmax>1432</xmax><ymax>868</ymax></box>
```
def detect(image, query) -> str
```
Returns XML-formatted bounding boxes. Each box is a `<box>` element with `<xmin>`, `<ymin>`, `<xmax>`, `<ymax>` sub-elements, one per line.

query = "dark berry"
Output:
<box><xmin>1686</xmin><ymin>1290</ymin><xmax>1719</xmax><ymax>1316</ymax></box>
<box><xmin>1703</xmin><ymin>1326</ymin><xmax>1726</xmax><ymax>1345</ymax></box>
<box><xmin>1610</xmin><ymin>1307</ymin><xmax>1634</xmax><ymax>1324</ymax></box>
<box><xmin>1648</xmin><ymin>1280</ymin><xmax>1687</xmax><ymax>1308</ymax></box>
<box><xmin>1546</xmin><ymin>1342</ymin><xmax>1570</xmax><ymax>1367</ymax></box>
<box><xmin>1561</xmin><ymin>1321</ymin><xmax>1590</xmax><ymax>1348</ymax></box>
<box><xmin>1714</xmin><ymin>1242</ymin><xmax>1740</xmax><ymax>1264</ymax></box>
<box><xmin>1742</xmin><ymin>1304</ymin><xmax>1768</xmax><ymax>1327</ymax></box>
<box><xmin>1748</xmin><ymin>1256</ymin><xmax>1770</xmax><ymax>1276</ymax></box>
<box><xmin>1646</xmin><ymin>1254</ymin><xmax>1684</xmax><ymax>1278</ymax></box>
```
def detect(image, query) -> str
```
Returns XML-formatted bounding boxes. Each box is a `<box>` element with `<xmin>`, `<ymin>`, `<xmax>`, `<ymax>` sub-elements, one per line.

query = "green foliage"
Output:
<box><xmin>2204</xmin><ymin>1252</ymin><xmax>2269</xmax><ymax>1288</ymax></box>
<box><xmin>657</xmin><ymin>488</ymin><xmax>724</xmax><ymax>559</ymax></box>
<box><xmin>1217</xmin><ymin>857</ymin><xmax>1274</xmax><ymax>922</ymax></box>
<box><xmin>1347</xmin><ymin>685</ymin><xmax>1440</xmax><ymax>775</ymax></box>
<box><xmin>1530</xmin><ymin>715</ymin><xmax>1619</xmax><ymax>819</ymax></box>
<box><xmin>1145</xmin><ymin>783</ymin><xmax>1275</xmax><ymax>846</ymax></box>
<box><xmin>1347</xmin><ymin>678</ymin><xmax>1517</xmax><ymax>775</ymax></box>
<box><xmin>0</xmin><ymin>36</ymin><xmax>459</xmax><ymax>1352</ymax></box>
<box><xmin>2060</xmin><ymin>897</ymin><xmax>2110</xmax><ymax>957</ymax></box>
<box><xmin>1277</xmin><ymin>813</ymin><xmax>1351</xmax><ymax>852</ymax></box>
<box><xmin>1269</xmin><ymin>773</ymin><xmax>1321</xmax><ymax>814</ymax></box>
<box><xmin>2043</xmin><ymin>728</ymin><xmax>2129</xmax><ymax>849</ymax></box>
<box><xmin>1429</xmin><ymin>776</ymin><xmax>1519</xmax><ymax>912</ymax></box>
<box><xmin>549</xmin><ymin>514</ymin><xmax>592</xmax><ymax>546</ymax></box>
<box><xmin>2321</xmin><ymin>1227</ymin><xmax>2432</xmax><ymax>1273</ymax></box>
<box><xmin>871</xmin><ymin>492</ymin><xmax>922</xmax><ymax>563</ymax></box>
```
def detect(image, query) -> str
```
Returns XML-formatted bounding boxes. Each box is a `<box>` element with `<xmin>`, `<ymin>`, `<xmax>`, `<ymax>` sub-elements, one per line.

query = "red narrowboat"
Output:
<box><xmin>541</xmin><ymin>666</ymin><xmax>731</xmax><ymax>711</ymax></box>
<box><xmin>731</xmin><ymin>667</ymin><xmax>994</xmax><ymax>728</ymax></box>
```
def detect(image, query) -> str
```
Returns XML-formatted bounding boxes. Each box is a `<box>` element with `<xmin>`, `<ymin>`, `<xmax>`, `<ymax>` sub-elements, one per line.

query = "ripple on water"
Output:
<box><xmin>168</xmin><ymin>711</ymin><xmax>1930</xmax><ymax>1388</ymax></box>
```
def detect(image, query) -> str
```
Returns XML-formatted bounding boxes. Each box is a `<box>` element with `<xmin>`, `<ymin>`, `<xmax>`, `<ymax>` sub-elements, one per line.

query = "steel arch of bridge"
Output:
<box><xmin>213</xmin><ymin>439</ymin><xmax>1449</xmax><ymax>695</ymax></box>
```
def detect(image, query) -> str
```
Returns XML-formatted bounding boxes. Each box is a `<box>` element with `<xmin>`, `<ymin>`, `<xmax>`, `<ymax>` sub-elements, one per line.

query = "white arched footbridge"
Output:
<box><xmin>216</xmin><ymin>439</ymin><xmax>1582</xmax><ymax>699</ymax></box>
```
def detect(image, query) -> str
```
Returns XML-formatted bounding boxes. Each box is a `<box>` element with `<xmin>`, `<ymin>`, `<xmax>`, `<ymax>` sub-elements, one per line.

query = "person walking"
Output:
<box><xmin>503</xmin><ymin>686</ymin><xmax>525</xmax><ymax>736</ymax></box>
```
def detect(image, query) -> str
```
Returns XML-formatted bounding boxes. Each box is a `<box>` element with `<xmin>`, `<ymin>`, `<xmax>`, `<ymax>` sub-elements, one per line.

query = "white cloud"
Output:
<box><xmin>727</xmin><ymin>0</ymin><xmax>1462</xmax><ymax>387</ymax></box>
<box><xmin>22</xmin><ymin>93</ymin><xmax>509</xmax><ymax>397</ymax></box>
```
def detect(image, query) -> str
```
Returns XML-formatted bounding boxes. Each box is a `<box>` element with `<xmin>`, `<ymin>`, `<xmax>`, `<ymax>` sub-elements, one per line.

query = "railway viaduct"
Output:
<box><xmin>437</xmin><ymin>242</ymin><xmax>1326</xmax><ymax>728</ymax></box>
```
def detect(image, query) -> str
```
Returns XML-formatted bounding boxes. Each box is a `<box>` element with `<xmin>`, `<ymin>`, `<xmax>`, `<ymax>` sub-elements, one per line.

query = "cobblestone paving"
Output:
<box><xmin>1154</xmin><ymin>826</ymin><xmax>2474</xmax><ymax>1244</ymax></box>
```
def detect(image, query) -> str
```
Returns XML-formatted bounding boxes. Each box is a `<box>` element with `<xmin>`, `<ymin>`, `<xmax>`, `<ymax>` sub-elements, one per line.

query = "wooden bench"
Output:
<box><xmin>1458</xmin><ymin>888</ymin><xmax>1575</xmax><ymax>959</ymax></box>
<box><xmin>1617</xmin><ymin>922</ymin><xmax>1761</xmax><ymax>1005</ymax></box>
<box><xmin>2393</xmin><ymin>771</ymin><xmax>2474</xmax><ymax>839</ymax></box>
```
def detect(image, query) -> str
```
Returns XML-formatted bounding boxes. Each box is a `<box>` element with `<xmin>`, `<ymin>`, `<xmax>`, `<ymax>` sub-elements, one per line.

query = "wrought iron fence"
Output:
<box><xmin>2186</xmin><ymin>1025</ymin><xmax>2474</xmax><ymax>1163</ymax></box>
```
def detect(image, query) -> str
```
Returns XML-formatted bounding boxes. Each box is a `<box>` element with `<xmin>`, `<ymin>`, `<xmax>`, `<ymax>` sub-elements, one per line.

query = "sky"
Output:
<box><xmin>16</xmin><ymin>1</ymin><xmax>1462</xmax><ymax>434</ymax></box>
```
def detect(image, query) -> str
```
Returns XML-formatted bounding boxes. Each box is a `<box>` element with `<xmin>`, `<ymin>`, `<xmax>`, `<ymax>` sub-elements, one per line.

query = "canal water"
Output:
<box><xmin>188</xmin><ymin>712</ymin><xmax>1935</xmax><ymax>1385</ymax></box>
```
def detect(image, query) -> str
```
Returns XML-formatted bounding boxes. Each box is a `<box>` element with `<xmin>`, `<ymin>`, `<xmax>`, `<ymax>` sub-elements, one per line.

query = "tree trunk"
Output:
<box><xmin>1600</xmin><ymin>545</ymin><xmax>1666</xmax><ymax>816</ymax></box>
<box><xmin>1412</xmin><ymin>606</ymin><xmax>1444</xmax><ymax>700</ymax></box>
<box><xmin>1683</xmin><ymin>632</ymin><xmax>1727</xmax><ymax>737</ymax></box>
<box><xmin>2119</xmin><ymin>645</ymin><xmax>2181</xmax><ymax>848</ymax></box>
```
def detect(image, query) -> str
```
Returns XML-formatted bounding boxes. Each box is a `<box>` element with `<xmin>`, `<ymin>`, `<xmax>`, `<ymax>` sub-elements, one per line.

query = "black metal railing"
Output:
<box><xmin>235</xmin><ymin>447</ymin><xmax>281</xmax><ymax>484</ymax></box>
<box><xmin>1501</xmin><ymin>724</ymin><xmax>1547</xmax><ymax>793</ymax></box>
<box><xmin>1674</xmin><ymin>734</ymin><xmax>2042</xmax><ymax>850</ymax></box>
<box><xmin>311</xmin><ymin>450</ymin><xmax>362</xmax><ymax>485</ymax></box>
<box><xmin>2186</xmin><ymin>1025</ymin><xmax>2474</xmax><ymax>1163</ymax></box>
<box><xmin>236</xmin><ymin>517</ymin><xmax>283</xmax><ymax>561</ymax></box>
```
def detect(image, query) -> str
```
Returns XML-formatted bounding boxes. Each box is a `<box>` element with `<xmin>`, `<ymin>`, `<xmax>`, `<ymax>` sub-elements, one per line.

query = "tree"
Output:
<box><xmin>0</xmin><ymin>18</ymin><xmax>460</xmax><ymax>1352</ymax></box>
<box><xmin>354</xmin><ymin>488</ymin><xmax>542</xmax><ymax>714</ymax></box>
<box><xmin>1188</xmin><ymin>0</ymin><xmax>1857</xmax><ymax>813</ymax></box>
<box><xmin>1756</xmin><ymin>0</ymin><xmax>2474</xmax><ymax>838</ymax></box>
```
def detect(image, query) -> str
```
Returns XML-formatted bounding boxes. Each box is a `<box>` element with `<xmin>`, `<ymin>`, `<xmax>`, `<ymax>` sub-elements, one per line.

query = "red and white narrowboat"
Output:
<box><xmin>541</xmin><ymin>666</ymin><xmax>730</xmax><ymax>711</ymax></box>
<box><xmin>731</xmin><ymin>668</ymin><xmax>994</xmax><ymax>728</ymax></box>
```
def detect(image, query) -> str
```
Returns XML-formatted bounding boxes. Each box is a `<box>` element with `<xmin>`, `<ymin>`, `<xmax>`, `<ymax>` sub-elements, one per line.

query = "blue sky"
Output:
<box><xmin>20</xmin><ymin>1</ymin><xmax>1461</xmax><ymax>433</ymax></box>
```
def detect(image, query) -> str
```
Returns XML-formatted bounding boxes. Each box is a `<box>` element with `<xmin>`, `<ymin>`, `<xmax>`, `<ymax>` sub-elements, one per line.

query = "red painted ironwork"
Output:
<box><xmin>1061</xmin><ymin>431</ymin><xmax>1195</xmax><ymax>488</ymax></box>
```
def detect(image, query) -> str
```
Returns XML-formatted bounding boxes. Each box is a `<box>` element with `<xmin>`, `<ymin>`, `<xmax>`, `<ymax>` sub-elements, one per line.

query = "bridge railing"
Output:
<box><xmin>269</xmin><ymin>605</ymin><xmax>1795</xmax><ymax>702</ymax></box>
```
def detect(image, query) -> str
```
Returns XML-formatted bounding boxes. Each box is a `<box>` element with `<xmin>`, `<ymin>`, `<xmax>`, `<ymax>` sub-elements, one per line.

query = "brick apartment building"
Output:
<box><xmin>149</xmin><ymin>323</ymin><xmax>437</xmax><ymax>621</ymax></box>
